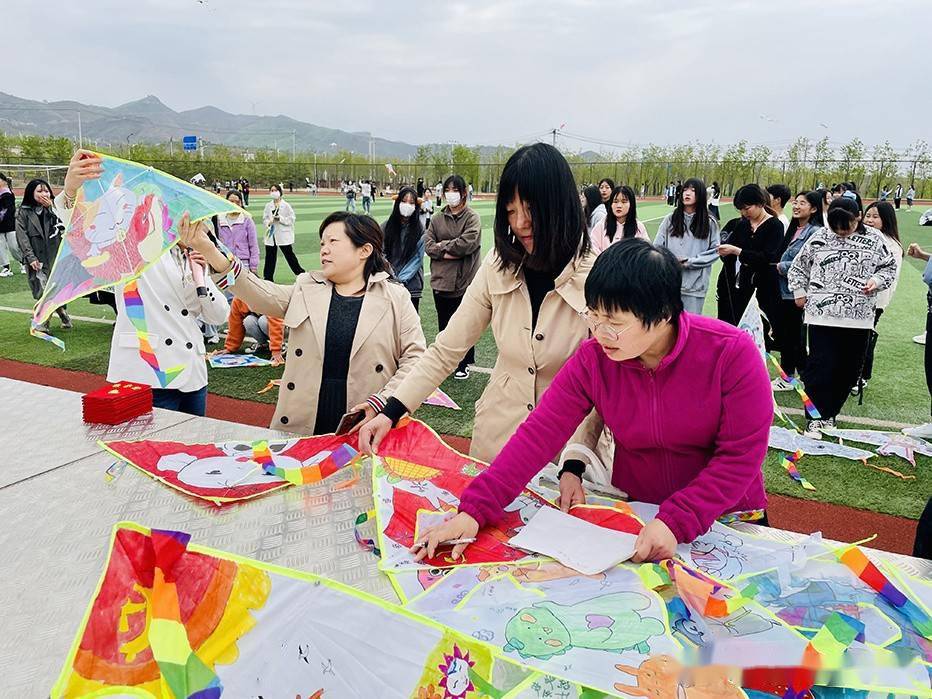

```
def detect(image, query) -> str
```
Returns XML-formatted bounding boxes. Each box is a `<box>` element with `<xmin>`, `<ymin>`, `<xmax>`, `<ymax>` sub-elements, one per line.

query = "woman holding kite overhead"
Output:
<box><xmin>181</xmin><ymin>210</ymin><xmax>427</xmax><ymax>436</ymax></box>
<box><xmin>56</xmin><ymin>150</ymin><xmax>229</xmax><ymax>416</ymax></box>
<box><xmin>358</xmin><ymin>143</ymin><xmax>604</xmax><ymax>467</ymax></box>
<box><xmin>412</xmin><ymin>239</ymin><xmax>773</xmax><ymax>564</ymax></box>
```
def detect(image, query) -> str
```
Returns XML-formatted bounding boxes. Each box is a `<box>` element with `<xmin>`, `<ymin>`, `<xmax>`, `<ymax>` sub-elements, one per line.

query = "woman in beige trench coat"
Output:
<box><xmin>360</xmin><ymin>143</ymin><xmax>603</xmax><ymax>464</ymax></box>
<box><xmin>181</xmin><ymin>211</ymin><xmax>426</xmax><ymax>436</ymax></box>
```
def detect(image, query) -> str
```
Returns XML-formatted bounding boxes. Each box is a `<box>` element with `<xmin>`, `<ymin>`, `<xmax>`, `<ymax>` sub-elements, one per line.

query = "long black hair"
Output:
<box><xmin>786</xmin><ymin>190</ymin><xmax>823</xmax><ymax>232</ymax></box>
<box><xmin>597</xmin><ymin>178</ymin><xmax>616</xmax><ymax>203</ymax></box>
<box><xmin>864</xmin><ymin>201</ymin><xmax>900</xmax><ymax>245</ymax></box>
<box><xmin>669</xmin><ymin>177</ymin><xmax>711</xmax><ymax>239</ymax></box>
<box><xmin>22</xmin><ymin>178</ymin><xmax>53</xmax><ymax>208</ymax></box>
<box><xmin>318</xmin><ymin>211</ymin><xmax>391</xmax><ymax>288</ymax></box>
<box><xmin>493</xmin><ymin>143</ymin><xmax>589</xmax><ymax>274</ymax></box>
<box><xmin>605</xmin><ymin>185</ymin><xmax>639</xmax><ymax>242</ymax></box>
<box><xmin>384</xmin><ymin>186</ymin><xmax>423</xmax><ymax>268</ymax></box>
<box><xmin>582</xmin><ymin>185</ymin><xmax>602</xmax><ymax>223</ymax></box>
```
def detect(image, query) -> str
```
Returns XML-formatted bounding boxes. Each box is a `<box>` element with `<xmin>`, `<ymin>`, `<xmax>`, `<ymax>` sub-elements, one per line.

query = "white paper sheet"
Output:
<box><xmin>508</xmin><ymin>506</ymin><xmax>638</xmax><ymax>575</ymax></box>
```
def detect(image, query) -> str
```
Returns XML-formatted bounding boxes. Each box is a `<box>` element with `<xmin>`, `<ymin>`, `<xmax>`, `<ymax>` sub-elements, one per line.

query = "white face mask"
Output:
<box><xmin>398</xmin><ymin>202</ymin><xmax>416</xmax><ymax>217</ymax></box>
<box><xmin>270</xmin><ymin>191</ymin><xmax>281</xmax><ymax>200</ymax></box>
<box><xmin>445</xmin><ymin>191</ymin><xmax>462</xmax><ymax>207</ymax></box>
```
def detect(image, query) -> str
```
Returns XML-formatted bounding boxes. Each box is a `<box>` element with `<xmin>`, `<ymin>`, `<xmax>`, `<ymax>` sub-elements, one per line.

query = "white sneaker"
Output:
<box><xmin>206</xmin><ymin>335</ymin><xmax>221</xmax><ymax>345</ymax></box>
<box><xmin>803</xmin><ymin>420</ymin><xmax>824</xmax><ymax>440</ymax></box>
<box><xmin>771</xmin><ymin>377</ymin><xmax>795</xmax><ymax>392</ymax></box>
<box><xmin>914</xmin><ymin>332</ymin><xmax>926</xmax><ymax>345</ymax></box>
<box><xmin>903</xmin><ymin>423</ymin><xmax>932</xmax><ymax>439</ymax></box>
<box><xmin>850</xmin><ymin>380</ymin><xmax>867</xmax><ymax>396</ymax></box>
<box><xmin>0</xmin><ymin>268</ymin><xmax>12</xmax><ymax>277</ymax></box>
<box><xmin>19</xmin><ymin>264</ymin><xmax>26</xmax><ymax>274</ymax></box>
<box><xmin>454</xmin><ymin>367</ymin><xmax>470</xmax><ymax>380</ymax></box>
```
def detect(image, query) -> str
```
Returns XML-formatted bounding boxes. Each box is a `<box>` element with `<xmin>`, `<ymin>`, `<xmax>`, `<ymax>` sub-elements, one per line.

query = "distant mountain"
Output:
<box><xmin>0</xmin><ymin>92</ymin><xmax>423</xmax><ymax>158</ymax></box>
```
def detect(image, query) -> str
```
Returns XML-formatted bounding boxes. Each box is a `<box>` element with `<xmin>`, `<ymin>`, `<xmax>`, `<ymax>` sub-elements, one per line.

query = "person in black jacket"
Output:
<box><xmin>717</xmin><ymin>185</ymin><xmax>785</xmax><ymax>342</ymax></box>
<box><xmin>0</xmin><ymin>173</ymin><xmax>21</xmax><ymax>277</ymax></box>
<box><xmin>16</xmin><ymin>179</ymin><xmax>72</xmax><ymax>331</ymax></box>
<box><xmin>715</xmin><ymin>216</ymin><xmax>750</xmax><ymax>325</ymax></box>
<box><xmin>382</xmin><ymin>186</ymin><xmax>425</xmax><ymax>311</ymax></box>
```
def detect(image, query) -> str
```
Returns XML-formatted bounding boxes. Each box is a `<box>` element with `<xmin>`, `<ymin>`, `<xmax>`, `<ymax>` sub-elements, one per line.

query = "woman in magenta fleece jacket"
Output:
<box><xmin>414</xmin><ymin>239</ymin><xmax>772</xmax><ymax>564</ymax></box>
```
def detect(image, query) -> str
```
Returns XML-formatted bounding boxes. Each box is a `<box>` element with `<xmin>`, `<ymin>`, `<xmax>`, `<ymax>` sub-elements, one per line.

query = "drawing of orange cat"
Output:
<box><xmin>614</xmin><ymin>655</ymin><xmax>746</xmax><ymax>699</ymax></box>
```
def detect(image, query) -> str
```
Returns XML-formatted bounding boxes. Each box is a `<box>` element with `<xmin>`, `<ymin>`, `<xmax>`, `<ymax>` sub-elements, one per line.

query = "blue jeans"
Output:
<box><xmin>152</xmin><ymin>386</ymin><xmax>207</xmax><ymax>416</ymax></box>
<box><xmin>345</xmin><ymin>197</ymin><xmax>356</xmax><ymax>212</ymax></box>
<box><xmin>362</xmin><ymin>196</ymin><xmax>371</xmax><ymax>214</ymax></box>
<box><xmin>243</xmin><ymin>314</ymin><xmax>270</xmax><ymax>346</ymax></box>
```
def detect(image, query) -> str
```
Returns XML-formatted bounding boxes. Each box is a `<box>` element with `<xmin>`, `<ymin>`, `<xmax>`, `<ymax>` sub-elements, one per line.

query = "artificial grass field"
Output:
<box><xmin>0</xmin><ymin>192</ymin><xmax>929</xmax><ymax>518</ymax></box>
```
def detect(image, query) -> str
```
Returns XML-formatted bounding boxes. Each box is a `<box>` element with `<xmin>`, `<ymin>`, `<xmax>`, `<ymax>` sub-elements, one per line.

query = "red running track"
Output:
<box><xmin>0</xmin><ymin>358</ymin><xmax>918</xmax><ymax>555</ymax></box>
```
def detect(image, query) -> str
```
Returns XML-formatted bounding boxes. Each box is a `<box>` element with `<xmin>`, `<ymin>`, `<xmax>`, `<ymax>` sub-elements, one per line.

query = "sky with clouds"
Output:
<box><xmin>9</xmin><ymin>0</ymin><xmax>930</xmax><ymax>153</ymax></box>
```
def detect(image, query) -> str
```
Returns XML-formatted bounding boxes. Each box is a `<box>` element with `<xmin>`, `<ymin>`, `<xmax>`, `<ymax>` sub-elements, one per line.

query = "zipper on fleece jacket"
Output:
<box><xmin>647</xmin><ymin>369</ymin><xmax>675</xmax><ymax>496</ymax></box>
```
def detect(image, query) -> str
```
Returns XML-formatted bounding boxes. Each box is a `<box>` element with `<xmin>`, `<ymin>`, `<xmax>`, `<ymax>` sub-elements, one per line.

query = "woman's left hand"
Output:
<box><xmin>186</xmin><ymin>249</ymin><xmax>208</xmax><ymax>268</ymax></box>
<box><xmin>348</xmin><ymin>402</ymin><xmax>377</xmax><ymax>432</ymax></box>
<box><xmin>631</xmin><ymin>519</ymin><xmax>678</xmax><ymax>563</ymax></box>
<box><xmin>270</xmin><ymin>352</ymin><xmax>285</xmax><ymax>367</ymax></box>
<box><xmin>717</xmin><ymin>244</ymin><xmax>741</xmax><ymax>257</ymax></box>
<box><xmin>863</xmin><ymin>278</ymin><xmax>879</xmax><ymax>294</ymax></box>
<box><xmin>557</xmin><ymin>472</ymin><xmax>586</xmax><ymax>512</ymax></box>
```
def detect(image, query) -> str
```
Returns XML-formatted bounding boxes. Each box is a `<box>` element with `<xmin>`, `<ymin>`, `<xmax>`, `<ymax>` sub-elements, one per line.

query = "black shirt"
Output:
<box><xmin>523</xmin><ymin>266</ymin><xmax>556</xmax><ymax>331</ymax></box>
<box><xmin>314</xmin><ymin>288</ymin><xmax>365</xmax><ymax>434</ymax></box>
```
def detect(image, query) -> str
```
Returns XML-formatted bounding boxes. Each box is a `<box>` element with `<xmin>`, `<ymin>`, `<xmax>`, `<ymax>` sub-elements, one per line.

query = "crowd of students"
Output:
<box><xmin>4</xmin><ymin>145</ymin><xmax>929</xmax><ymax>560</ymax></box>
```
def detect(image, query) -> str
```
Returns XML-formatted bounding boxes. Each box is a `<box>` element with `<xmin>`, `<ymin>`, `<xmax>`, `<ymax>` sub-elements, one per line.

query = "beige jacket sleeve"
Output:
<box><xmin>390</xmin><ymin>262</ymin><xmax>493</xmax><ymax>411</ymax></box>
<box><xmin>211</xmin><ymin>258</ymin><xmax>294</xmax><ymax>319</ymax></box>
<box><xmin>376</xmin><ymin>293</ymin><xmax>427</xmax><ymax>400</ymax></box>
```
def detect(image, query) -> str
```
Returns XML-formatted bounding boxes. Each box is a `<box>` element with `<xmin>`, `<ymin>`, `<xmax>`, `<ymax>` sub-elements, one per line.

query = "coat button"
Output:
<box><xmin>185</xmin><ymin>342</ymin><xmax>193</xmax><ymax>349</ymax></box>
<box><xmin>287</xmin><ymin>382</ymin><xmax>295</xmax><ymax>390</ymax></box>
<box><xmin>535</xmin><ymin>333</ymin><xmax>544</xmax><ymax>341</ymax></box>
<box><xmin>294</xmin><ymin>348</ymin><xmax>303</xmax><ymax>357</ymax></box>
<box><xmin>527</xmin><ymin>403</ymin><xmax>533</xmax><ymax>411</ymax></box>
<box><xmin>280</xmin><ymin>416</ymin><xmax>289</xmax><ymax>425</ymax></box>
<box><xmin>181</xmin><ymin>309</ymin><xmax>189</xmax><ymax>316</ymax></box>
<box><xmin>528</xmin><ymin>367</ymin><xmax>535</xmax><ymax>375</ymax></box>
<box><xmin>375</xmin><ymin>364</ymin><xmax>384</xmax><ymax>373</ymax></box>
<box><xmin>163</xmin><ymin>304</ymin><xmax>170</xmax><ymax>312</ymax></box>
<box><xmin>165</xmin><ymin>338</ymin><xmax>173</xmax><ymax>346</ymax></box>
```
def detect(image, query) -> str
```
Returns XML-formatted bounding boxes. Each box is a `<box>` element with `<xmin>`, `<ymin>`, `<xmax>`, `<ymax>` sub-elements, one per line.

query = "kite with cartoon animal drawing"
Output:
<box><xmin>32</xmin><ymin>152</ymin><xmax>239</xmax><ymax>340</ymax></box>
<box><xmin>101</xmin><ymin>433</ymin><xmax>359</xmax><ymax>504</ymax></box>
<box><xmin>374</xmin><ymin>418</ymin><xmax>550</xmax><ymax>570</ymax></box>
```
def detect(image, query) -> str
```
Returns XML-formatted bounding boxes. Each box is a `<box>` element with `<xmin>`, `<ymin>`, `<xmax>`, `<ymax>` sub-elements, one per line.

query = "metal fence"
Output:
<box><xmin>3</xmin><ymin>158</ymin><xmax>932</xmax><ymax>199</ymax></box>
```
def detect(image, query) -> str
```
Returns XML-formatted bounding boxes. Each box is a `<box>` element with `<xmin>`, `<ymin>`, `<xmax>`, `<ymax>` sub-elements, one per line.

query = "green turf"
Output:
<box><xmin>1</xmin><ymin>195</ymin><xmax>929</xmax><ymax>518</ymax></box>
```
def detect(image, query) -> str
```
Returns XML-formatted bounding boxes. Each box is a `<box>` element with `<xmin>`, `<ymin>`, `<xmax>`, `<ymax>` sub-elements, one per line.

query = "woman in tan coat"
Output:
<box><xmin>181</xmin><ymin>211</ymin><xmax>426</xmax><ymax>435</ymax></box>
<box><xmin>360</xmin><ymin>143</ymin><xmax>602</xmax><ymax>465</ymax></box>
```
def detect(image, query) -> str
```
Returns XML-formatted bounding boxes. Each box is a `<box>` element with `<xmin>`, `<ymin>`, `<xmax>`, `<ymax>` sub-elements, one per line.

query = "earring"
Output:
<box><xmin>508</xmin><ymin>225</ymin><xmax>515</xmax><ymax>244</ymax></box>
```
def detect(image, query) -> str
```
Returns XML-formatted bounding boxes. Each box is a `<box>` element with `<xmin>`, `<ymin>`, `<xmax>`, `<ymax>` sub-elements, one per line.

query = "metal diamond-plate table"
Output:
<box><xmin>0</xmin><ymin>410</ymin><xmax>392</xmax><ymax>696</ymax></box>
<box><xmin>0</xmin><ymin>377</ymin><xmax>193</xmax><ymax>488</ymax></box>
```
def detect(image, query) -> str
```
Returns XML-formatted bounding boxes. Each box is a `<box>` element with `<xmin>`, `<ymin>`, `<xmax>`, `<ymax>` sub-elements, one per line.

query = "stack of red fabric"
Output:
<box><xmin>82</xmin><ymin>382</ymin><xmax>153</xmax><ymax>424</ymax></box>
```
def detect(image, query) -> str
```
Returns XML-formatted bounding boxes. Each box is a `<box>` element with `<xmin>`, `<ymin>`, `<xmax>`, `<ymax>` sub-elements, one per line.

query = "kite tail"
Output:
<box><xmin>29</xmin><ymin>318</ymin><xmax>66</xmax><ymax>351</ymax></box>
<box><xmin>781</xmin><ymin>449</ymin><xmax>816</xmax><ymax>490</ymax></box>
<box><xmin>123</xmin><ymin>281</ymin><xmax>185</xmax><ymax>388</ymax></box>
<box><xmin>768</xmin><ymin>352</ymin><xmax>821</xmax><ymax>419</ymax></box>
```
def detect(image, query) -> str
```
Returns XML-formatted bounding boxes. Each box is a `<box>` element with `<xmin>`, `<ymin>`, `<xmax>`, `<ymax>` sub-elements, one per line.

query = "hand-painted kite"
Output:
<box><xmin>33</xmin><ymin>152</ymin><xmax>239</xmax><ymax>340</ymax></box>
<box><xmin>101</xmin><ymin>434</ymin><xmax>359</xmax><ymax>505</ymax></box>
<box><xmin>208</xmin><ymin>353</ymin><xmax>273</xmax><ymax>368</ymax></box>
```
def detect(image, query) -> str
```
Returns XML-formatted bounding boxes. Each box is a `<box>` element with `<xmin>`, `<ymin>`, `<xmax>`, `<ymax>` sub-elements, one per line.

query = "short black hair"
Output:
<box><xmin>22</xmin><ymin>178</ymin><xmax>53</xmax><ymax>207</ymax></box>
<box><xmin>226</xmin><ymin>189</ymin><xmax>242</xmax><ymax>202</ymax></box>
<box><xmin>443</xmin><ymin>175</ymin><xmax>467</xmax><ymax>197</ymax></box>
<box><xmin>826</xmin><ymin>196</ymin><xmax>864</xmax><ymax>234</ymax></box>
<box><xmin>270</xmin><ymin>183</ymin><xmax>283</xmax><ymax>195</ymax></box>
<box><xmin>318</xmin><ymin>211</ymin><xmax>390</xmax><ymax>285</ymax></box>
<box><xmin>493</xmin><ymin>142</ymin><xmax>589</xmax><ymax>274</ymax></box>
<box><xmin>733</xmin><ymin>184</ymin><xmax>769</xmax><ymax>209</ymax></box>
<box><xmin>585</xmin><ymin>239</ymin><xmax>683</xmax><ymax>327</ymax></box>
<box><xmin>766</xmin><ymin>184</ymin><xmax>792</xmax><ymax>207</ymax></box>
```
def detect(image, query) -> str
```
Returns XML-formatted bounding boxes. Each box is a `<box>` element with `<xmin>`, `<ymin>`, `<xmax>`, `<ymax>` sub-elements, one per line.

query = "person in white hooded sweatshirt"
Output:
<box><xmin>54</xmin><ymin>150</ymin><xmax>229</xmax><ymax>415</ymax></box>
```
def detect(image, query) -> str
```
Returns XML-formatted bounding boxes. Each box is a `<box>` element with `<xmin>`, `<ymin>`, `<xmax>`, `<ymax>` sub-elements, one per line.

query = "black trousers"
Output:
<box><xmin>775</xmin><ymin>299</ymin><xmax>807</xmax><ymax>377</ymax></box>
<box><xmin>925</xmin><ymin>293</ymin><xmax>932</xmax><ymax>417</ymax></box>
<box><xmin>915</xmin><ymin>498</ymin><xmax>932</xmax><ymax>559</ymax></box>
<box><xmin>263</xmin><ymin>243</ymin><xmax>304</xmax><ymax>281</ymax></box>
<box><xmin>858</xmin><ymin>308</ymin><xmax>885</xmax><ymax>382</ymax></box>
<box><xmin>433</xmin><ymin>291</ymin><xmax>475</xmax><ymax>371</ymax></box>
<box><xmin>802</xmin><ymin>325</ymin><xmax>871</xmax><ymax>420</ymax></box>
<box><xmin>410</xmin><ymin>295</ymin><xmax>420</xmax><ymax>313</ymax></box>
<box><xmin>716</xmin><ymin>274</ymin><xmax>752</xmax><ymax>326</ymax></box>
<box><xmin>894</xmin><ymin>197</ymin><xmax>902</xmax><ymax>209</ymax></box>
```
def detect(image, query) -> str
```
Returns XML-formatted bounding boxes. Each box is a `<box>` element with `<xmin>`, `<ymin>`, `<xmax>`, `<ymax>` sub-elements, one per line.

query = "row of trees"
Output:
<box><xmin>2</xmin><ymin>132</ymin><xmax>931</xmax><ymax>199</ymax></box>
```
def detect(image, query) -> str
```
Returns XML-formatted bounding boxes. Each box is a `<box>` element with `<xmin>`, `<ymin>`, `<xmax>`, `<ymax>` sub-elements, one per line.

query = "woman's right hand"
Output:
<box><xmin>357</xmin><ymin>413</ymin><xmax>393</xmax><ymax>454</ymax></box>
<box><xmin>411</xmin><ymin>511</ymin><xmax>479</xmax><ymax>562</ymax></box>
<box><xmin>908</xmin><ymin>243</ymin><xmax>928</xmax><ymax>260</ymax></box>
<box><xmin>63</xmin><ymin>150</ymin><xmax>103</xmax><ymax>199</ymax></box>
<box><xmin>557</xmin><ymin>472</ymin><xmax>586</xmax><ymax>512</ymax></box>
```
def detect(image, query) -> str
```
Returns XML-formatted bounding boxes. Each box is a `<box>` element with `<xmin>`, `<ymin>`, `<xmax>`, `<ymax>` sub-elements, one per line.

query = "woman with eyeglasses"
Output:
<box><xmin>411</xmin><ymin>239</ymin><xmax>772</xmax><ymax>564</ymax></box>
<box><xmin>358</xmin><ymin>143</ymin><xmax>603</xmax><ymax>466</ymax></box>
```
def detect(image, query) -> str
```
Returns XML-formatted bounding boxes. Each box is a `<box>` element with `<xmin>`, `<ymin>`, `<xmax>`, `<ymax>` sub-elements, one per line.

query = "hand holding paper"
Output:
<box><xmin>508</xmin><ymin>506</ymin><xmax>638</xmax><ymax>575</ymax></box>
